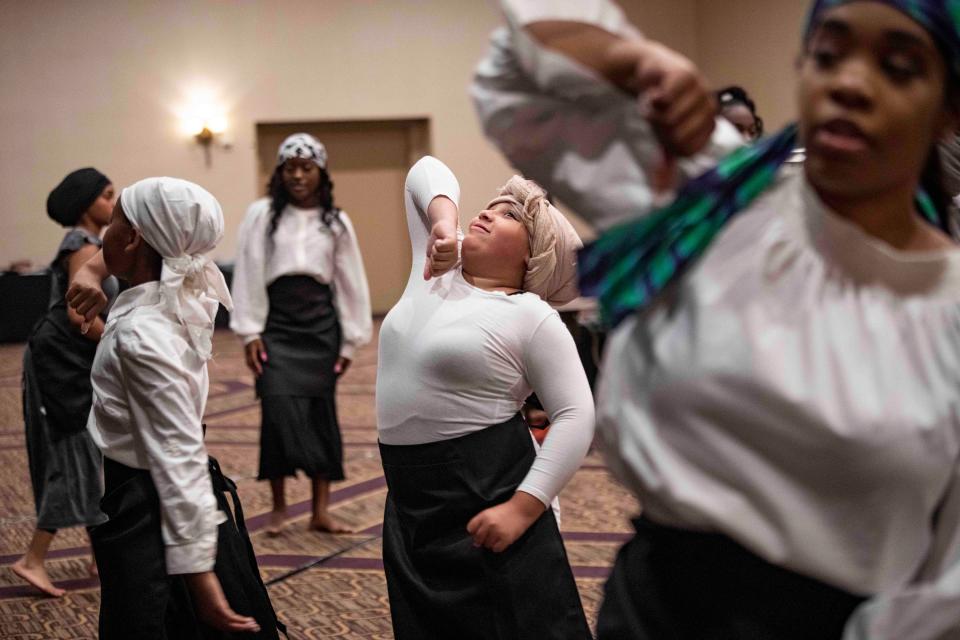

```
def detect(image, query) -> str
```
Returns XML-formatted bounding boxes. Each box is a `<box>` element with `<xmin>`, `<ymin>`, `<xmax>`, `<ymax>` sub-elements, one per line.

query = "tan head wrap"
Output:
<box><xmin>486</xmin><ymin>176</ymin><xmax>582</xmax><ymax>306</ymax></box>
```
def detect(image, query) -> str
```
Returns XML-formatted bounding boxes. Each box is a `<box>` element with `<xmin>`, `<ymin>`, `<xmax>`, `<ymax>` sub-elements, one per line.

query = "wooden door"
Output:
<box><xmin>256</xmin><ymin>119</ymin><xmax>430</xmax><ymax>315</ymax></box>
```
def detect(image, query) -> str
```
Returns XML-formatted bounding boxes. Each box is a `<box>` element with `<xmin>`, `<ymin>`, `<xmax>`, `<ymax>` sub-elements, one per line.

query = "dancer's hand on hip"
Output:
<box><xmin>184</xmin><ymin>572</ymin><xmax>260</xmax><ymax>633</ymax></box>
<box><xmin>244</xmin><ymin>339</ymin><xmax>267</xmax><ymax>377</ymax></box>
<box><xmin>467</xmin><ymin>491</ymin><xmax>546</xmax><ymax>553</ymax></box>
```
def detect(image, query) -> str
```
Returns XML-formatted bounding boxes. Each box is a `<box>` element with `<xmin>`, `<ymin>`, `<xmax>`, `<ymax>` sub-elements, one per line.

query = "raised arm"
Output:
<box><xmin>402</xmin><ymin>156</ymin><xmax>462</xmax><ymax>294</ymax></box>
<box><xmin>66</xmin><ymin>243</ymin><xmax>106</xmax><ymax>340</ymax></box>
<box><xmin>471</xmin><ymin>0</ymin><xmax>743</xmax><ymax>230</ymax></box>
<box><xmin>66</xmin><ymin>249</ymin><xmax>109</xmax><ymax>329</ymax></box>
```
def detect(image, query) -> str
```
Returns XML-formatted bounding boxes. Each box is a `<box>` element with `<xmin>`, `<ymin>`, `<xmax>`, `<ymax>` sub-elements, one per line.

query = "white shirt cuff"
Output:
<box><xmin>164</xmin><ymin>509</ymin><xmax>226</xmax><ymax>575</ymax></box>
<box><xmin>516</xmin><ymin>483</ymin><xmax>551</xmax><ymax>509</ymax></box>
<box><xmin>241</xmin><ymin>334</ymin><xmax>261</xmax><ymax>346</ymax></box>
<box><xmin>165</xmin><ymin>534</ymin><xmax>219</xmax><ymax>575</ymax></box>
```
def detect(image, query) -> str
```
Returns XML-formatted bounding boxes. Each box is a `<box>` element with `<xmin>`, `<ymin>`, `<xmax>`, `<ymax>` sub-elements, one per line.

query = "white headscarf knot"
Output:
<box><xmin>120</xmin><ymin>177</ymin><xmax>233</xmax><ymax>360</ymax></box>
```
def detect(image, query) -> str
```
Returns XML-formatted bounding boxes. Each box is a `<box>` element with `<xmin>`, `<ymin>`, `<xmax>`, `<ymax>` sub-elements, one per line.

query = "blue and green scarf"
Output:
<box><xmin>578</xmin><ymin>0</ymin><xmax>960</xmax><ymax>328</ymax></box>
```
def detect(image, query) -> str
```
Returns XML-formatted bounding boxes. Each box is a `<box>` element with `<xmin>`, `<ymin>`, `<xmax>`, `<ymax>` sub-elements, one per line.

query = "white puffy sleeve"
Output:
<box><xmin>844</xmin><ymin>456</ymin><xmax>960</xmax><ymax>640</ymax></box>
<box><xmin>471</xmin><ymin>0</ymin><xmax>743</xmax><ymax>230</ymax></box>
<box><xmin>332</xmin><ymin>212</ymin><xmax>373</xmax><ymax>360</ymax></box>
<box><xmin>228</xmin><ymin>200</ymin><xmax>269</xmax><ymax>344</ymax></box>
<box><xmin>517</xmin><ymin>311</ymin><xmax>595</xmax><ymax>506</ymax></box>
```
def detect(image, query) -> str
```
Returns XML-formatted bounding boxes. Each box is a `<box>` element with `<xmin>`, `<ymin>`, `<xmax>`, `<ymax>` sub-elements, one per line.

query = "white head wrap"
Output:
<box><xmin>486</xmin><ymin>176</ymin><xmax>582</xmax><ymax>307</ymax></box>
<box><xmin>119</xmin><ymin>177</ymin><xmax>233</xmax><ymax>360</ymax></box>
<box><xmin>276</xmin><ymin>133</ymin><xmax>327</xmax><ymax>169</ymax></box>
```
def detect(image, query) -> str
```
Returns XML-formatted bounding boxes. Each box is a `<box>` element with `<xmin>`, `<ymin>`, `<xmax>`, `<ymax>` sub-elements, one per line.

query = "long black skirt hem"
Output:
<box><xmin>256</xmin><ymin>394</ymin><xmax>345</xmax><ymax>481</ymax></box>
<box><xmin>379</xmin><ymin>414</ymin><xmax>590</xmax><ymax>640</ymax></box>
<box><xmin>596</xmin><ymin>516</ymin><xmax>867</xmax><ymax>640</ymax></box>
<box><xmin>91</xmin><ymin>456</ymin><xmax>285</xmax><ymax>639</ymax></box>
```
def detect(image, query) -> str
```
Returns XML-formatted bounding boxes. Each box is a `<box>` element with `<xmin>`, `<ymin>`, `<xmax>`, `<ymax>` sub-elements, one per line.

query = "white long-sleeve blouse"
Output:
<box><xmin>375</xmin><ymin>155</ymin><xmax>595</xmax><ymax>508</ymax></box>
<box><xmin>472</xmin><ymin>2</ymin><xmax>960</xmax><ymax>639</ymax></box>
<box><xmin>229</xmin><ymin>198</ymin><xmax>372</xmax><ymax>360</ymax></box>
<box><xmin>88</xmin><ymin>282</ymin><xmax>224</xmax><ymax>575</ymax></box>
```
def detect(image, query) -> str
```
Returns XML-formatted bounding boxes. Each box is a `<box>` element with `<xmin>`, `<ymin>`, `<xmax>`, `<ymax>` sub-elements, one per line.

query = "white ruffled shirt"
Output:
<box><xmin>375</xmin><ymin>155</ymin><xmax>595</xmax><ymax>507</ymax></box>
<box><xmin>229</xmin><ymin>199</ymin><xmax>372</xmax><ymax>360</ymax></box>
<box><xmin>88</xmin><ymin>281</ymin><xmax>224</xmax><ymax>575</ymax></box>
<box><xmin>473</xmin><ymin>2</ymin><xmax>960</xmax><ymax>638</ymax></box>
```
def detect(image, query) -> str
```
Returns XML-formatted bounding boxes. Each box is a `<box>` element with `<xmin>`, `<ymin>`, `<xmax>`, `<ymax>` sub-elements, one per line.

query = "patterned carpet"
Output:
<box><xmin>0</xmin><ymin>324</ymin><xmax>639</xmax><ymax>639</ymax></box>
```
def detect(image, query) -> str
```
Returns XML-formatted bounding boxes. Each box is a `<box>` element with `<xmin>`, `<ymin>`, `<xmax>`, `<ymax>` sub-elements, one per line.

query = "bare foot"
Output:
<box><xmin>266</xmin><ymin>509</ymin><xmax>287</xmax><ymax>537</ymax></box>
<box><xmin>307</xmin><ymin>516</ymin><xmax>353</xmax><ymax>534</ymax></box>
<box><xmin>11</xmin><ymin>559</ymin><xmax>65</xmax><ymax>598</ymax></box>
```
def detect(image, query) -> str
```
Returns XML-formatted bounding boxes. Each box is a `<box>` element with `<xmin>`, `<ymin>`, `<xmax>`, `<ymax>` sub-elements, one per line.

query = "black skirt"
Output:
<box><xmin>256</xmin><ymin>275</ymin><xmax>343</xmax><ymax>481</ymax></box>
<box><xmin>596</xmin><ymin>517</ymin><xmax>867</xmax><ymax>640</ymax></box>
<box><xmin>91</xmin><ymin>456</ymin><xmax>285</xmax><ymax>640</ymax></box>
<box><xmin>379</xmin><ymin>414</ymin><xmax>591</xmax><ymax>640</ymax></box>
<box><xmin>22</xmin><ymin>315</ymin><xmax>105</xmax><ymax>529</ymax></box>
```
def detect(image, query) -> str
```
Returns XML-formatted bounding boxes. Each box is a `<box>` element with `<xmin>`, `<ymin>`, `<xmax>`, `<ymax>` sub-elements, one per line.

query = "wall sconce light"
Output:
<box><xmin>191</xmin><ymin>118</ymin><xmax>227</xmax><ymax>167</ymax></box>
<box><xmin>179</xmin><ymin>90</ymin><xmax>229</xmax><ymax>167</ymax></box>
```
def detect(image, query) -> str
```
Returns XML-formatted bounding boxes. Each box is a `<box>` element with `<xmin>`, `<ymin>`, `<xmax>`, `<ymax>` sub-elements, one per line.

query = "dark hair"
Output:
<box><xmin>922</xmin><ymin>78</ymin><xmax>960</xmax><ymax>237</ymax></box>
<box><xmin>921</xmin><ymin>148</ymin><xmax>958</xmax><ymax>236</ymax></box>
<box><xmin>716</xmin><ymin>85</ymin><xmax>764</xmax><ymax>137</ymax></box>
<box><xmin>266</xmin><ymin>163</ymin><xmax>341</xmax><ymax>239</ymax></box>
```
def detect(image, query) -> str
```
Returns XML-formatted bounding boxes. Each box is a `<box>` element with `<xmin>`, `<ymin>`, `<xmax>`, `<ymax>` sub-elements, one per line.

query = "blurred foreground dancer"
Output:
<box><xmin>375</xmin><ymin>155</ymin><xmax>595</xmax><ymax>639</ymax></box>
<box><xmin>474</xmin><ymin>0</ymin><xmax>960</xmax><ymax>638</ymax></box>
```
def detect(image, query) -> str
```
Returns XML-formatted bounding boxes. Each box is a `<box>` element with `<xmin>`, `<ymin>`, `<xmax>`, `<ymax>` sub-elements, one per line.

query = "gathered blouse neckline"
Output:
<box><xmin>797</xmin><ymin>177</ymin><xmax>960</xmax><ymax>302</ymax></box>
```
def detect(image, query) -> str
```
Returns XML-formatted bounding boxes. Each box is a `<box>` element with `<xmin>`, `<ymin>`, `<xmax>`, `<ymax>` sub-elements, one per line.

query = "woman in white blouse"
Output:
<box><xmin>231</xmin><ymin>133</ymin><xmax>372</xmax><ymax>536</ymax></box>
<box><xmin>473</xmin><ymin>1</ymin><xmax>960</xmax><ymax>639</ymax></box>
<box><xmin>375</xmin><ymin>155</ymin><xmax>595</xmax><ymax>638</ymax></box>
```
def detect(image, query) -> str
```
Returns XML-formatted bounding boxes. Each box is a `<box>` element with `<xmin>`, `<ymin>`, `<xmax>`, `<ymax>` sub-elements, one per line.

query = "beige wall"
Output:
<box><xmin>695</xmin><ymin>0</ymin><xmax>811</xmax><ymax>131</ymax></box>
<box><xmin>2</xmin><ymin>0</ymin><xmax>802</xmax><ymax>270</ymax></box>
<box><xmin>622</xmin><ymin>0</ymin><xmax>698</xmax><ymax>60</ymax></box>
<box><xmin>2</xmin><ymin>0</ymin><xmax>510</xmax><ymax>266</ymax></box>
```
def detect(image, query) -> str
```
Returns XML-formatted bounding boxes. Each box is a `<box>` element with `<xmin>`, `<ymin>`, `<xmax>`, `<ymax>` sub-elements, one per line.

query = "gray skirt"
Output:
<box><xmin>256</xmin><ymin>275</ymin><xmax>344</xmax><ymax>481</ymax></box>
<box><xmin>22</xmin><ymin>319</ymin><xmax>105</xmax><ymax>530</ymax></box>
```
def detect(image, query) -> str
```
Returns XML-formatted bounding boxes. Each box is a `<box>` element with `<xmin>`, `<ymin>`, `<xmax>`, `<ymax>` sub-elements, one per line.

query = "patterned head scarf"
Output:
<box><xmin>580</xmin><ymin>0</ymin><xmax>960</xmax><ymax>328</ymax></box>
<box><xmin>120</xmin><ymin>177</ymin><xmax>233</xmax><ymax>360</ymax></box>
<box><xmin>276</xmin><ymin>133</ymin><xmax>327</xmax><ymax>169</ymax></box>
<box><xmin>487</xmin><ymin>176</ymin><xmax>583</xmax><ymax>306</ymax></box>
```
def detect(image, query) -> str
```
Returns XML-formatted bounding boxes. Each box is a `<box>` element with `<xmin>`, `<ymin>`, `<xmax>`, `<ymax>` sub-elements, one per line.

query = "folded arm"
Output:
<box><xmin>471</xmin><ymin>0</ymin><xmax>742</xmax><ymax>230</ymax></box>
<box><xmin>403</xmin><ymin>156</ymin><xmax>462</xmax><ymax>289</ymax></box>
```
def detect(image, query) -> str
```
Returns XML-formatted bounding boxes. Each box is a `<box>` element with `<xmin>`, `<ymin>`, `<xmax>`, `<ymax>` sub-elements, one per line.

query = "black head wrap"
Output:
<box><xmin>46</xmin><ymin>167</ymin><xmax>110</xmax><ymax>227</ymax></box>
